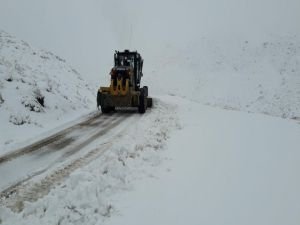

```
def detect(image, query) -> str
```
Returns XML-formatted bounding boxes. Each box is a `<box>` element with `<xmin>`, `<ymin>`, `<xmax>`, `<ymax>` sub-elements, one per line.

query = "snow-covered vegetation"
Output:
<box><xmin>0</xmin><ymin>31</ymin><xmax>94</xmax><ymax>151</ymax></box>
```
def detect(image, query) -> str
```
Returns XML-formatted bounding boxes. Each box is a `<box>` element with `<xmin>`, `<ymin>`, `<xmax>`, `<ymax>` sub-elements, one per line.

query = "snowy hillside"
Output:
<box><xmin>0</xmin><ymin>31</ymin><xmax>95</xmax><ymax>152</ymax></box>
<box><xmin>146</xmin><ymin>35</ymin><xmax>300</xmax><ymax>120</ymax></box>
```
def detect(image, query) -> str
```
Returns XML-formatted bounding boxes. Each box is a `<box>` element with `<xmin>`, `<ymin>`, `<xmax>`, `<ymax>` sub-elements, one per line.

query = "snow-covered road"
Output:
<box><xmin>0</xmin><ymin>111</ymin><xmax>138</xmax><ymax>211</ymax></box>
<box><xmin>106</xmin><ymin>96</ymin><xmax>300</xmax><ymax>225</ymax></box>
<box><xmin>1</xmin><ymin>95</ymin><xmax>299</xmax><ymax>225</ymax></box>
<box><xmin>0</xmin><ymin>98</ymin><xmax>179</xmax><ymax>224</ymax></box>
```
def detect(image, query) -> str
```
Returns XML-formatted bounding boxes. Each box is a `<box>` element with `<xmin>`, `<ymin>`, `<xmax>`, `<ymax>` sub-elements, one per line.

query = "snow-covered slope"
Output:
<box><xmin>146</xmin><ymin>35</ymin><xmax>300</xmax><ymax>119</ymax></box>
<box><xmin>0</xmin><ymin>31</ymin><xmax>95</xmax><ymax>152</ymax></box>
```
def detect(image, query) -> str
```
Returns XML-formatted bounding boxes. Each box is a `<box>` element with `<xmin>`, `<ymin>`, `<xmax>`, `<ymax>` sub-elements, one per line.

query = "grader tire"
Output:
<box><xmin>101</xmin><ymin>106</ymin><xmax>111</xmax><ymax>114</ymax></box>
<box><xmin>138</xmin><ymin>91</ymin><xmax>146</xmax><ymax>114</ymax></box>
<box><xmin>97</xmin><ymin>92</ymin><xmax>101</xmax><ymax>108</ymax></box>
<box><xmin>147</xmin><ymin>97</ymin><xmax>153</xmax><ymax>108</ymax></box>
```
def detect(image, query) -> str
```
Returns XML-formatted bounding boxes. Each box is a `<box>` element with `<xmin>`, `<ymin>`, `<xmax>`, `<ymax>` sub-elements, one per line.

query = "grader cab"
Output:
<box><xmin>97</xmin><ymin>50</ymin><xmax>152</xmax><ymax>113</ymax></box>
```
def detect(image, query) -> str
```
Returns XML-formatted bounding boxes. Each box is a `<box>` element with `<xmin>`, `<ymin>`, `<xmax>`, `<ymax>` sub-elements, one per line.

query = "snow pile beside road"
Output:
<box><xmin>105</xmin><ymin>96</ymin><xmax>300</xmax><ymax>225</ymax></box>
<box><xmin>146</xmin><ymin>36</ymin><xmax>300</xmax><ymax>119</ymax></box>
<box><xmin>0</xmin><ymin>99</ymin><xmax>180</xmax><ymax>225</ymax></box>
<box><xmin>0</xmin><ymin>30</ymin><xmax>95</xmax><ymax>151</ymax></box>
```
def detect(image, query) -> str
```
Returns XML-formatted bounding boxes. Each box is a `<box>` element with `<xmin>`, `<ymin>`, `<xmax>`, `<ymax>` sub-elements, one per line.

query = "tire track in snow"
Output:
<box><xmin>0</xmin><ymin>112</ymin><xmax>135</xmax><ymax>211</ymax></box>
<box><xmin>2</xmin><ymin>142</ymin><xmax>113</xmax><ymax>212</ymax></box>
<box><xmin>0</xmin><ymin>112</ymin><xmax>105</xmax><ymax>164</ymax></box>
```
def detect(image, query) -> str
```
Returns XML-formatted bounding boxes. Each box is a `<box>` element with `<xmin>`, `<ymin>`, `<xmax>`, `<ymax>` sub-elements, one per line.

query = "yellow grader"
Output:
<box><xmin>97</xmin><ymin>50</ymin><xmax>152</xmax><ymax>113</ymax></box>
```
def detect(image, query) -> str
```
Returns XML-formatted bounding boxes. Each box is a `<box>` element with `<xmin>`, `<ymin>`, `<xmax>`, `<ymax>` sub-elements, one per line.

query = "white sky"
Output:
<box><xmin>0</xmin><ymin>0</ymin><xmax>299</xmax><ymax>82</ymax></box>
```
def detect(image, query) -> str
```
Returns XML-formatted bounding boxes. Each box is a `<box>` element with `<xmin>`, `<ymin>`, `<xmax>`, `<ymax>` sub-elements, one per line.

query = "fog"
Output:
<box><xmin>0</xmin><ymin>0</ymin><xmax>299</xmax><ymax>82</ymax></box>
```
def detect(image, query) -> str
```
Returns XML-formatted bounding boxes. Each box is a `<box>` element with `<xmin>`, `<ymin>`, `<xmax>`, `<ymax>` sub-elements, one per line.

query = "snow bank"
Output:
<box><xmin>0</xmin><ymin>30</ymin><xmax>95</xmax><ymax>152</ymax></box>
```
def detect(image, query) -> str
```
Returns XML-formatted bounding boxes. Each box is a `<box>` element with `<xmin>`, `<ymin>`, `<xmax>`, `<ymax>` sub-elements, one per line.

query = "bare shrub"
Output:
<box><xmin>33</xmin><ymin>88</ymin><xmax>45</xmax><ymax>107</ymax></box>
<box><xmin>9</xmin><ymin>114</ymin><xmax>31</xmax><ymax>125</ymax></box>
<box><xmin>0</xmin><ymin>93</ymin><xmax>4</xmax><ymax>104</ymax></box>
